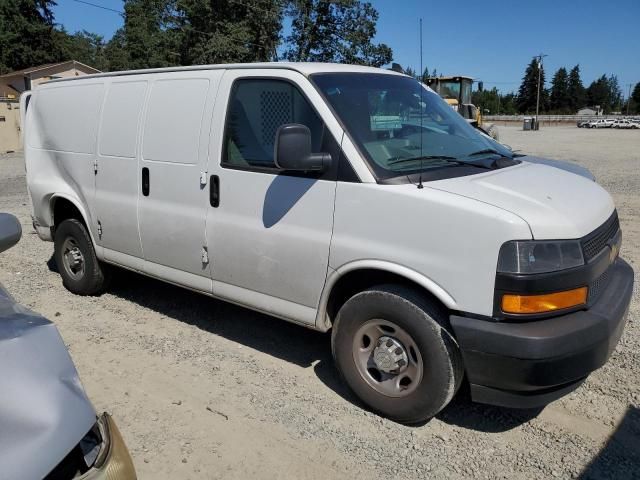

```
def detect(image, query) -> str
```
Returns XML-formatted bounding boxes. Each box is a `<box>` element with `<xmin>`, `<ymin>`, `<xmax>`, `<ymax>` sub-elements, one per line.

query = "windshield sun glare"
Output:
<box><xmin>311</xmin><ymin>73</ymin><xmax>512</xmax><ymax>180</ymax></box>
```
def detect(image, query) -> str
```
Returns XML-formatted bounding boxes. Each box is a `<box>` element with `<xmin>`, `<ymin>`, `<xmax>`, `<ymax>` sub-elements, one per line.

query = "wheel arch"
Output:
<box><xmin>316</xmin><ymin>260</ymin><xmax>457</xmax><ymax>331</ymax></box>
<box><xmin>49</xmin><ymin>195</ymin><xmax>99</xmax><ymax>249</ymax></box>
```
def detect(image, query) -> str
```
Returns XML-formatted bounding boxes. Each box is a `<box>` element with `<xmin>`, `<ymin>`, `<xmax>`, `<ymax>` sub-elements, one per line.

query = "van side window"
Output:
<box><xmin>223</xmin><ymin>79</ymin><xmax>324</xmax><ymax>169</ymax></box>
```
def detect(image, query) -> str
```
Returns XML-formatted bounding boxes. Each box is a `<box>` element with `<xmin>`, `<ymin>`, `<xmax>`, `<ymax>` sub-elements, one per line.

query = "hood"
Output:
<box><xmin>0</xmin><ymin>284</ymin><xmax>96</xmax><ymax>480</ymax></box>
<box><xmin>428</xmin><ymin>162</ymin><xmax>614</xmax><ymax>239</ymax></box>
<box><xmin>520</xmin><ymin>155</ymin><xmax>596</xmax><ymax>181</ymax></box>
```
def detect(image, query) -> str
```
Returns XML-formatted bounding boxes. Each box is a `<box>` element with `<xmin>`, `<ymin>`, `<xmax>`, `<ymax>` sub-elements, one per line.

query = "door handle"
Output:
<box><xmin>142</xmin><ymin>167</ymin><xmax>149</xmax><ymax>196</ymax></box>
<box><xmin>210</xmin><ymin>175</ymin><xmax>220</xmax><ymax>207</ymax></box>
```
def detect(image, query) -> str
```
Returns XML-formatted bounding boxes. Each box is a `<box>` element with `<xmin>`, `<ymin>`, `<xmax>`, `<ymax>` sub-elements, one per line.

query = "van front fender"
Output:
<box><xmin>315</xmin><ymin>260</ymin><xmax>457</xmax><ymax>331</ymax></box>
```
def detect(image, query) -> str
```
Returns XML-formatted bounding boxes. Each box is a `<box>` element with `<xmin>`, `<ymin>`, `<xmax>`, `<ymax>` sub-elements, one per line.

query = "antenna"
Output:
<box><xmin>418</xmin><ymin>17</ymin><xmax>424</xmax><ymax>189</ymax></box>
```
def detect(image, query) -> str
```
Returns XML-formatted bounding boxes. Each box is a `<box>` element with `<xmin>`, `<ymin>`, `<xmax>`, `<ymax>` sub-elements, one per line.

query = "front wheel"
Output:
<box><xmin>332</xmin><ymin>285</ymin><xmax>463</xmax><ymax>424</ymax></box>
<box><xmin>54</xmin><ymin>219</ymin><xmax>110</xmax><ymax>295</ymax></box>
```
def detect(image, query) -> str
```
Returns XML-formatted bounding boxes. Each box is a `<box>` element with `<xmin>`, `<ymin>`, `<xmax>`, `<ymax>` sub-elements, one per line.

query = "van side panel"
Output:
<box><xmin>95</xmin><ymin>80</ymin><xmax>148</xmax><ymax>262</ymax></box>
<box><xmin>329</xmin><ymin>182</ymin><xmax>532</xmax><ymax>317</ymax></box>
<box><xmin>137</xmin><ymin>72</ymin><xmax>222</xmax><ymax>291</ymax></box>
<box><xmin>25</xmin><ymin>82</ymin><xmax>105</xmax><ymax>247</ymax></box>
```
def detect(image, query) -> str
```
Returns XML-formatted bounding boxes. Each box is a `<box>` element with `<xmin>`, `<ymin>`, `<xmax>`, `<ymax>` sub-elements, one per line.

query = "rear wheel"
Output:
<box><xmin>54</xmin><ymin>219</ymin><xmax>110</xmax><ymax>295</ymax></box>
<box><xmin>331</xmin><ymin>284</ymin><xmax>463</xmax><ymax>424</ymax></box>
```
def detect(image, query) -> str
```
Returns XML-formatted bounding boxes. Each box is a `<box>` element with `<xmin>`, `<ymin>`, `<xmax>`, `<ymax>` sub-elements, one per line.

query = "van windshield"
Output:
<box><xmin>311</xmin><ymin>73</ymin><xmax>513</xmax><ymax>180</ymax></box>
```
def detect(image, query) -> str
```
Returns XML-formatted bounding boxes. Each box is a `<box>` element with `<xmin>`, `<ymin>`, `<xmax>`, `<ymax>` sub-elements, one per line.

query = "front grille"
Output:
<box><xmin>588</xmin><ymin>267</ymin><xmax>612</xmax><ymax>304</ymax></box>
<box><xmin>581</xmin><ymin>211</ymin><xmax>620</xmax><ymax>262</ymax></box>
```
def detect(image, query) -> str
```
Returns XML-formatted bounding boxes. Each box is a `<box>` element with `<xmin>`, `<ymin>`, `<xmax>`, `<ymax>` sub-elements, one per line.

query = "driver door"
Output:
<box><xmin>205</xmin><ymin>70</ymin><xmax>344</xmax><ymax>325</ymax></box>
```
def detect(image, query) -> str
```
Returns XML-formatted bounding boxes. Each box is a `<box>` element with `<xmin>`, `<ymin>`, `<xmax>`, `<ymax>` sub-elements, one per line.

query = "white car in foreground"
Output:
<box><xmin>23</xmin><ymin>62</ymin><xmax>634</xmax><ymax>423</ymax></box>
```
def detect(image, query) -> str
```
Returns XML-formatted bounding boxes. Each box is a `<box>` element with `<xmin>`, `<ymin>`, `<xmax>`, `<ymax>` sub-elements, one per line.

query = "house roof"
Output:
<box><xmin>0</xmin><ymin>83</ymin><xmax>20</xmax><ymax>96</ymax></box>
<box><xmin>0</xmin><ymin>60</ymin><xmax>101</xmax><ymax>79</ymax></box>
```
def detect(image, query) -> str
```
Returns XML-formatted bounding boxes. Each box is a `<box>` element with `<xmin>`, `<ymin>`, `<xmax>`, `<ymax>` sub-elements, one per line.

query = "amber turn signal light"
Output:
<box><xmin>501</xmin><ymin>287</ymin><xmax>588</xmax><ymax>314</ymax></box>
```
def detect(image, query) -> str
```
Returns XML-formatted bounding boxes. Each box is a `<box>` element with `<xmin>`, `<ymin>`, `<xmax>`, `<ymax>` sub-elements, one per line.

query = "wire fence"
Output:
<box><xmin>485</xmin><ymin>114</ymin><xmax>640</xmax><ymax>125</ymax></box>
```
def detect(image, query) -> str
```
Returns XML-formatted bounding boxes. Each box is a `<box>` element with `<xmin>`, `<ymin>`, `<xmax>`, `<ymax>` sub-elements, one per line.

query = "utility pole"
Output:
<box><xmin>627</xmin><ymin>83</ymin><xmax>633</xmax><ymax>116</ymax></box>
<box><xmin>534</xmin><ymin>53</ymin><xmax>547</xmax><ymax>130</ymax></box>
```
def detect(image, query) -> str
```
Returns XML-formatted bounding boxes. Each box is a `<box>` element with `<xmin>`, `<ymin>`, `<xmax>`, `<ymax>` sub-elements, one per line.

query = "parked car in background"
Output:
<box><xmin>612</xmin><ymin>119</ymin><xmax>640</xmax><ymax>129</ymax></box>
<box><xmin>587</xmin><ymin>119</ymin><xmax>615</xmax><ymax>128</ymax></box>
<box><xmin>0</xmin><ymin>213</ymin><xmax>136</xmax><ymax>480</ymax></box>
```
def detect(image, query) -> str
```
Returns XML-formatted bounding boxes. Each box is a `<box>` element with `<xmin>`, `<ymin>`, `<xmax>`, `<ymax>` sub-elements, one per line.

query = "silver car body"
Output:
<box><xmin>0</xmin><ymin>213</ymin><xmax>135</xmax><ymax>479</ymax></box>
<box><xmin>0</xmin><ymin>214</ymin><xmax>95</xmax><ymax>479</ymax></box>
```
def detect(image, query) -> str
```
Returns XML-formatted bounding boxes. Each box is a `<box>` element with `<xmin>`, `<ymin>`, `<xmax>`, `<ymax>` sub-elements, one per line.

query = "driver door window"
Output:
<box><xmin>223</xmin><ymin>79</ymin><xmax>324</xmax><ymax>169</ymax></box>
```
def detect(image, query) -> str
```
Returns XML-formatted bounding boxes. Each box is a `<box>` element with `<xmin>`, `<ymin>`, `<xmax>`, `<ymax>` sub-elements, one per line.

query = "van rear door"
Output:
<box><xmin>137</xmin><ymin>71</ymin><xmax>223</xmax><ymax>291</ymax></box>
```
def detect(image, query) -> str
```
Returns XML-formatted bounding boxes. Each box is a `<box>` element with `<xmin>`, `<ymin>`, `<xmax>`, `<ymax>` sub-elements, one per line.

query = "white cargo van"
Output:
<box><xmin>23</xmin><ymin>63</ymin><xmax>633</xmax><ymax>423</ymax></box>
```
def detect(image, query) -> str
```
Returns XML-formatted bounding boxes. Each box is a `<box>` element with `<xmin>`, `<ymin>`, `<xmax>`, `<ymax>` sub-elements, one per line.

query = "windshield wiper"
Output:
<box><xmin>388</xmin><ymin>155</ymin><xmax>456</xmax><ymax>165</ymax></box>
<box><xmin>466</xmin><ymin>148</ymin><xmax>512</xmax><ymax>159</ymax></box>
<box><xmin>389</xmin><ymin>155</ymin><xmax>492</xmax><ymax>169</ymax></box>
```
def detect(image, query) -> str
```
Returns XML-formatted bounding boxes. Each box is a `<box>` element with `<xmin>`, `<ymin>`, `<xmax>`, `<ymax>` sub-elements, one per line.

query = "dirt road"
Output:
<box><xmin>1</xmin><ymin>125</ymin><xmax>638</xmax><ymax>479</ymax></box>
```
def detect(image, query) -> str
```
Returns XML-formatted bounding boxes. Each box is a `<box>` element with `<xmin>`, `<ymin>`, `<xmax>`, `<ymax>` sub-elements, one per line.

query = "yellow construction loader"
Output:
<box><xmin>426</xmin><ymin>76</ymin><xmax>499</xmax><ymax>140</ymax></box>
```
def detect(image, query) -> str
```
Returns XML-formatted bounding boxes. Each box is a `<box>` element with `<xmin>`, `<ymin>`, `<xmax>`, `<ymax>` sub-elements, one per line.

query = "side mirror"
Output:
<box><xmin>0</xmin><ymin>213</ymin><xmax>21</xmax><ymax>254</ymax></box>
<box><xmin>274</xmin><ymin>124</ymin><xmax>331</xmax><ymax>172</ymax></box>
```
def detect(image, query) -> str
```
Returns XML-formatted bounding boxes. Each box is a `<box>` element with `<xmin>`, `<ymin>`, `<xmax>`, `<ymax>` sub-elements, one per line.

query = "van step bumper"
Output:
<box><xmin>450</xmin><ymin>258</ymin><xmax>633</xmax><ymax>408</ymax></box>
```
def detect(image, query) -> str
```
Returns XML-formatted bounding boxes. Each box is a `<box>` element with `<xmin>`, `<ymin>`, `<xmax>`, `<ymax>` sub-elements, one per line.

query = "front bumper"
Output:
<box><xmin>450</xmin><ymin>258</ymin><xmax>634</xmax><ymax>408</ymax></box>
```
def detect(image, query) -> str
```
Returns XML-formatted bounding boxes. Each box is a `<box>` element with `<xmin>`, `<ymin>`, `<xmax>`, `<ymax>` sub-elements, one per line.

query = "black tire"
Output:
<box><xmin>331</xmin><ymin>284</ymin><xmax>463</xmax><ymax>424</ymax></box>
<box><xmin>54</xmin><ymin>218</ymin><xmax>110</xmax><ymax>295</ymax></box>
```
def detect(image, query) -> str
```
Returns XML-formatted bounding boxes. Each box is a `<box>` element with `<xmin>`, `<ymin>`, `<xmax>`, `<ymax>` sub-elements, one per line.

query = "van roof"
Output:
<box><xmin>43</xmin><ymin>62</ymin><xmax>403</xmax><ymax>85</ymax></box>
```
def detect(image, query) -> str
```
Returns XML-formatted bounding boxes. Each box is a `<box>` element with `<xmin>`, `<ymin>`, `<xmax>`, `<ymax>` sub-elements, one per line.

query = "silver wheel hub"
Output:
<box><xmin>373</xmin><ymin>336</ymin><xmax>409</xmax><ymax>373</ymax></box>
<box><xmin>352</xmin><ymin>319</ymin><xmax>424</xmax><ymax>398</ymax></box>
<box><xmin>61</xmin><ymin>238</ymin><xmax>85</xmax><ymax>279</ymax></box>
<box><xmin>65</xmin><ymin>248</ymin><xmax>83</xmax><ymax>269</ymax></box>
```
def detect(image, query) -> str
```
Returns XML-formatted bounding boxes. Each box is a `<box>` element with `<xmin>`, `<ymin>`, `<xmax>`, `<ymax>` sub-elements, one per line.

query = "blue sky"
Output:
<box><xmin>52</xmin><ymin>0</ymin><xmax>639</xmax><ymax>94</ymax></box>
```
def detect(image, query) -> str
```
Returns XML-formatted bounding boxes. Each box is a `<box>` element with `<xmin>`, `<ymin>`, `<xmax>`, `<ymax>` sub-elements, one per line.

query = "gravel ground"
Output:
<box><xmin>0</xmin><ymin>125</ymin><xmax>639</xmax><ymax>479</ymax></box>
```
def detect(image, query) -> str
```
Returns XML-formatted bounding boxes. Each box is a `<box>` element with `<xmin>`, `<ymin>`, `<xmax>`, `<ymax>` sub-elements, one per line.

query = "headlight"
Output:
<box><xmin>497</xmin><ymin>240</ymin><xmax>584</xmax><ymax>274</ymax></box>
<box><xmin>81</xmin><ymin>413</ymin><xmax>137</xmax><ymax>479</ymax></box>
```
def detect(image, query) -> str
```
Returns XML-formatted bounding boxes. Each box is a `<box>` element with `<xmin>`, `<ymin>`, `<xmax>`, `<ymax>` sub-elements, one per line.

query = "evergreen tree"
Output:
<box><xmin>517</xmin><ymin>58</ymin><xmax>548</xmax><ymax>113</ymax></box>
<box><xmin>119</xmin><ymin>0</ymin><xmax>179</xmax><ymax>70</ymax></box>
<box><xmin>420</xmin><ymin>66</ymin><xmax>429</xmax><ymax>82</ymax></box>
<box><xmin>499</xmin><ymin>92</ymin><xmax>518</xmax><ymax>115</ymax></box>
<box><xmin>606</xmin><ymin>74</ymin><xmax>623</xmax><ymax>112</ymax></box>
<box><xmin>0</xmin><ymin>0</ymin><xmax>62</xmax><ymax>73</ymax></box>
<box><xmin>177</xmin><ymin>0</ymin><xmax>283</xmax><ymax>64</ymax></box>
<box><xmin>567</xmin><ymin>64</ymin><xmax>585</xmax><ymax>112</ymax></box>
<box><xmin>549</xmin><ymin>67</ymin><xmax>570</xmax><ymax>113</ymax></box>
<box><xmin>586</xmin><ymin>75</ymin><xmax>611</xmax><ymax>112</ymax></box>
<box><xmin>104</xmin><ymin>29</ymin><xmax>130</xmax><ymax>71</ymax></box>
<box><xmin>285</xmin><ymin>0</ymin><xmax>392</xmax><ymax>67</ymax></box>
<box><xmin>59</xmin><ymin>30</ymin><xmax>108</xmax><ymax>71</ymax></box>
<box><xmin>631</xmin><ymin>82</ymin><xmax>640</xmax><ymax>114</ymax></box>
<box><xmin>472</xmin><ymin>87</ymin><xmax>501</xmax><ymax>115</ymax></box>
<box><xmin>403</xmin><ymin>66</ymin><xmax>416</xmax><ymax>79</ymax></box>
